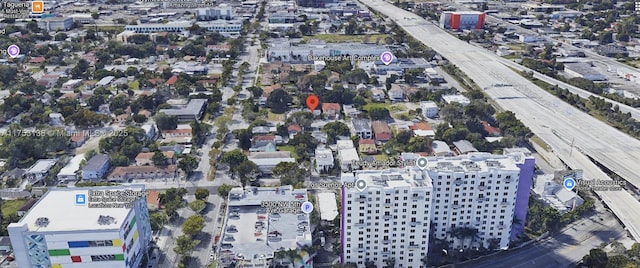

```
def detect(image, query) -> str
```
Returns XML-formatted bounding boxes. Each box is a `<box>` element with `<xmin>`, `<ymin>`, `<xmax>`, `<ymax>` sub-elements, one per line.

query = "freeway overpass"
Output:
<box><xmin>358</xmin><ymin>0</ymin><xmax>640</xmax><ymax>241</ymax></box>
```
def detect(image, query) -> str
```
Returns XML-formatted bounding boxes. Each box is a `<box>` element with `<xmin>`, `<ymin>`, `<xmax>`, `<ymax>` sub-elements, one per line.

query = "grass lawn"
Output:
<box><xmin>373</xmin><ymin>154</ymin><xmax>389</xmax><ymax>161</ymax></box>
<box><xmin>2</xmin><ymin>199</ymin><xmax>26</xmax><ymax>216</ymax></box>
<box><xmin>267</xmin><ymin>111</ymin><xmax>285</xmax><ymax>121</ymax></box>
<box><xmin>507</xmin><ymin>44</ymin><xmax>525</xmax><ymax>51</ymax></box>
<box><xmin>128</xmin><ymin>80</ymin><xmax>140</xmax><ymax>90</ymax></box>
<box><xmin>502</xmin><ymin>54</ymin><xmax>519</xmax><ymax>60</ymax></box>
<box><xmin>303</xmin><ymin>34</ymin><xmax>388</xmax><ymax>44</ymax></box>
<box><xmin>363</xmin><ymin>102</ymin><xmax>391</xmax><ymax>112</ymax></box>
<box><xmin>529</xmin><ymin>135</ymin><xmax>549</xmax><ymax>151</ymax></box>
<box><xmin>96</xmin><ymin>26</ymin><xmax>124</xmax><ymax>32</ymax></box>
<box><xmin>277</xmin><ymin>145</ymin><xmax>299</xmax><ymax>159</ymax></box>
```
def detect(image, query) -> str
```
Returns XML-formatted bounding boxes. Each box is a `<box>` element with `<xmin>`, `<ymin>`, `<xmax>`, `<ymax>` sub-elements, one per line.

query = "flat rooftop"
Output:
<box><xmin>342</xmin><ymin>167</ymin><xmax>433</xmax><ymax>189</ymax></box>
<box><xmin>221</xmin><ymin>186</ymin><xmax>312</xmax><ymax>264</ymax></box>
<box><xmin>13</xmin><ymin>185</ymin><xmax>145</xmax><ymax>232</ymax></box>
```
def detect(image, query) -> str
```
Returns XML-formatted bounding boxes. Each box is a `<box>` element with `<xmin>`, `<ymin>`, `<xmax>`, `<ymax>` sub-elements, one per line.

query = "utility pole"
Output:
<box><xmin>569</xmin><ymin>137</ymin><xmax>575</xmax><ymax>158</ymax></box>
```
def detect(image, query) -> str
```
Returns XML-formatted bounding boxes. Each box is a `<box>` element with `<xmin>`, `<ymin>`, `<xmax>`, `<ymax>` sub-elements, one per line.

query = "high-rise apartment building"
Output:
<box><xmin>341</xmin><ymin>152</ymin><xmax>534</xmax><ymax>267</ymax></box>
<box><xmin>341</xmin><ymin>168</ymin><xmax>433</xmax><ymax>268</ymax></box>
<box><xmin>8</xmin><ymin>186</ymin><xmax>152</xmax><ymax>268</ymax></box>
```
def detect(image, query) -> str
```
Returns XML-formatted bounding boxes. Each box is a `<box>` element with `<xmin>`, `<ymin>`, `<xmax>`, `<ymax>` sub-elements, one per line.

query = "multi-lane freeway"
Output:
<box><xmin>357</xmin><ymin>0</ymin><xmax>640</xmax><ymax>243</ymax></box>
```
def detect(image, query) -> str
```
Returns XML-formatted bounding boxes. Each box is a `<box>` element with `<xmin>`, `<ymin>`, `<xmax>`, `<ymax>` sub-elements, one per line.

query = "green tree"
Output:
<box><xmin>272</xmin><ymin>162</ymin><xmax>309</xmax><ymax>188</ymax></box>
<box><xmin>151</xmin><ymin>151</ymin><xmax>167</xmax><ymax>165</ymax></box>
<box><xmin>369</xmin><ymin>107</ymin><xmax>391</xmax><ymax>120</ymax></box>
<box><xmin>149</xmin><ymin>212</ymin><xmax>168</xmax><ymax>231</ymax></box>
<box><xmin>194</xmin><ymin>188</ymin><xmax>209</xmax><ymax>200</ymax></box>
<box><xmin>220</xmin><ymin>149</ymin><xmax>247</xmax><ymax>170</ymax></box>
<box><xmin>217</xmin><ymin>184</ymin><xmax>233</xmax><ymax>199</ymax></box>
<box><xmin>322</xmin><ymin>121</ymin><xmax>351</xmax><ymax>144</ymax></box>
<box><xmin>174</xmin><ymin>234</ymin><xmax>199</xmax><ymax>256</ymax></box>
<box><xmin>182</xmin><ymin>215</ymin><xmax>205</xmax><ymax>236</ymax></box>
<box><xmin>233</xmin><ymin>160</ymin><xmax>260</xmax><ymax>186</ymax></box>
<box><xmin>583</xmin><ymin>248</ymin><xmax>608</xmax><ymax>268</ymax></box>
<box><xmin>155</xmin><ymin>112</ymin><xmax>178</xmax><ymax>130</ymax></box>
<box><xmin>178</xmin><ymin>154</ymin><xmax>198</xmax><ymax>176</ymax></box>
<box><xmin>233</xmin><ymin>128</ymin><xmax>253</xmax><ymax>151</ymax></box>
<box><xmin>266</xmin><ymin>89</ymin><xmax>292</xmax><ymax>114</ymax></box>
<box><xmin>188</xmin><ymin>200</ymin><xmax>206</xmax><ymax>214</ymax></box>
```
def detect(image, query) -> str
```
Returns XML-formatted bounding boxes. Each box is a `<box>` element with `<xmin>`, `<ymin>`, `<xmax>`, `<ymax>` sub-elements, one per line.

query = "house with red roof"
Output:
<box><xmin>481</xmin><ymin>121</ymin><xmax>501</xmax><ymax>136</ymax></box>
<box><xmin>371</xmin><ymin>121</ymin><xmax>392</xmax><ymax>142</ymax></box>
<box><xmin>288</xmin><ymin>124</ymin><xmax>302</xmax><ymax>138</ymax></box>
<box><xmin>322</xmin><ymin>103</ymin><xmax>341</xmax><ymax>119</ymax></box>
<box><xmin>166</xmin><ymin>75</ymin><xmax>178</xmax><ymax>87</ymax></box>
<box><xmin>359</xmin><ymin>139</ymin><xmax>377</xmax><ymax>154</ymax></box>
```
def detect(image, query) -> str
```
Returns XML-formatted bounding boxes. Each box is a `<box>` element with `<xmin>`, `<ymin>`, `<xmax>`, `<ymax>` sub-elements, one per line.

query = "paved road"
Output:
<box><xmin>454</xmin><ymin>211</ymin><xmax>624</xmax><ymax>268</ymax></box>
<box><xmin>358</xmin><ymin>0</ymin><xmax>640</xmax><ymax>241</ymax></box>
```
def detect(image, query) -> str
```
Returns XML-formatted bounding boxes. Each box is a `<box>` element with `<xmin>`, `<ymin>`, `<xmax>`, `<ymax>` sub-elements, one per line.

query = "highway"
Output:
<box><xmin>446</xmin><ymin>5</ymin><xmax>640</xmax><ymax>120</ymax></box>
<box><xmin>357</xmin><ymin>0</ymin><xmax>640</xmax><ymax>243</ymax></box>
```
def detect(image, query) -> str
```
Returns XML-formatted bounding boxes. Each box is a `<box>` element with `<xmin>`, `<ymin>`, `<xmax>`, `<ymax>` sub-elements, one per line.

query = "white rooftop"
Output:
<box><xmin>13</xmin><ymin>185</ymin><xmax>145</xmax><ymax>232</ymax></box>
<box><xmin>26</xmin><ymin>159</ymin><xmax>57</xmax><ymax>174</ymax></box>
<box><xmin>339</xmin><ymin>148</ymin><xmax>359</xmax><ymax>162</ymax></box>
<box><xmin>58</xmin><ymin>154</ymin><xmax>85</xmax><ymax>176</ymax></box>
<box><xmin>317</xmin><ymin>192</ymin><xmax>338</xmax><ymax>221</ymax></box>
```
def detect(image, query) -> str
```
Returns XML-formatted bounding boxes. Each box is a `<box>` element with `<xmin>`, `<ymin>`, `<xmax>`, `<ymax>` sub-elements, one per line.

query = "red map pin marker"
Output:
<box><xmin>306</xmin><ymin>95</ymin><xmax>319</xmax><ymax>111</ymax></box>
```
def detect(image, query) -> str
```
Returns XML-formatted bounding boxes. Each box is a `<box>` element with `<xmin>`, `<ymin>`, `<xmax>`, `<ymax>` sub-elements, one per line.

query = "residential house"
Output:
<box><xmin>371</xmin><ymin>121</ymin><xmax>392</xmax><ymax>142</ymax></box>
<box><xmin>359</xmin><ymin>139</ymin><xmax>377</xmax><ymax>154</ymax></box>
<box><xmin>452</xmin><ymin>140</ymin><xmax>478</xmax><ymax>155</ymax></box>
<box><xmin>158</xmin><ymin>144</ymin><xmax>186</xmax><ymax>155</ymax></box>
<box><xmin>252</xmin><ymin>126</ymin><xmax>272</xmax><ymax>135</ymax></box>
<box><xmin>431</xmin><ymin>140</ymin><xmax>453</xmax><ymax>157</ymax></box>
<box><xmin>248</xmin><ymin>152</ymin><xmax>296</xmax><ymax>174</ymax></box>
<box><xmin>343</xmin><ymin>104</ymin><xmax>360</xmax><ymax>118</ymax></box>
<box><xmin>314</xmin><ymin>147</ymin><xmax>334</xmax><ymax>174</ymax></box>
<box><xmin>146</xmin><ymin>191</ymin><xmax>161</xmax><ymax>211</ymax></box>
<box><xmin>107</xmin><ymin>165</ymin><xmax>177</xmax><ymax>182</ymax></box>
<box><xmin>410</xmin><ymin>121</ymin><xmax>435</xmax><ymax>137</ymax></box>
<box><xmin>337</xmin><ymin>140</ymin><xmax>359</xmax><ymax>171</ymax></box>
<box><xmin>25</xmin><ymin>159</ymin><xmax>57</xmax><ymax>184</ymax></box>
<box><xmin>311</xmin><ymin>131</ymin><xmax>328</xmax><ymax>144</ymax></box>
<box><xmin>2</xmin><ymin>168</ymin><xmax>25</xmax><ymax>186</ymax></box>
<box><xmin>69</xmin><ymin>131</ymin><xmax>88</xmax><ymax>148</ymax></box>
<box><xmin>135</xmin><ymin>151</ymin><xmax>176</xmax><ymax>166</ymax></box>
<box><xmin>57</xmin><ymin>154</ymin><xmax>85</xmax><ymax>181</ymax></box>
<box><xmin>322</xmin><ymin>103</ymin><xmax>341</xmax><ymax>119</ymax></box>
<box><xmin>166</xmin><ymin>75</ymin><xmax>178</xmax><ymax>87</ymax></box>
<box><xmin>481</xmin><ymin>121</ymin><xmax>501</xmax><ymax>136</ymax></box>
<box><xmin>388</xmin><ymin>86</ymin><xmax>405</xmax><ymax>102</ymax></box>
<box><xmin>141</xmin><ymin>123</ymin><xmax>157</xmax><ymax>140</ymax></box>
<box><xmin>81</xmin><ymin>154</ymin><xmax>110</xmax><ymax>181</ymax></box>
<box><xmin>442</xmin><ymin>95</ymin><xmax>471</xmax><ymax>106</ymax></box>
<box><xmin>371</xmin><ymin>89</ymin><xmax>385</xmax><ymax>102</ymax></box>
<box><xmin>250</xmin><ymin>140</ymin><xmax>277</xmax><ymax>152</ymax></box>
<box><xmin>36</xmin><ymin>74</ymin><xmax>59</xmax><ymax>88</ymax></box>
<box><xmin>253</xmin><ymin>135</ymin><xmax>284</xmax><ymax>145</ymax></box>
<box><xmin>350</xmin><ymin>119</ymin><xmax>372</xmax><ymax>139</ymax></box>
<box><xmin>48</xmin><ymin>113</ymin><xmax>64</xmax><ymax>126</ymax></box>
<box><xmin>420</xmin><ymin>101</ymin><xmax>439</xmax><ymax>118</ymax></box>
<box><xmin>287</xmin><ymin>124</ymin><xmax>302</xmax><ymax>138</ymax></box>
<box><xmin>161</xmin><ymin>127</ymin><xmax>193</xmax><ymax>144</ymax></box>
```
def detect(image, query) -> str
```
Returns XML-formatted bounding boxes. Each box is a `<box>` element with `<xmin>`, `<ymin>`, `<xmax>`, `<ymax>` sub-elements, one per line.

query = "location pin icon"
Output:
<box><xmin>7</xmin><ymin>45</ymin><xmax>19</xmax><ymax>58</ymax></box>
<box><xmin>563</xmin><ymin>177</ymin><xmax>576</xmax><ymax>191</ymax></box>
<box><xmin>380</xmin><ymin>51</ymin><xmax>394</xmax><ymax>65</ymax></box>
<box><xmin>306</xmin><ymin>94</ymin><xmax>319</xmax><ymax>111</ymax></box>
